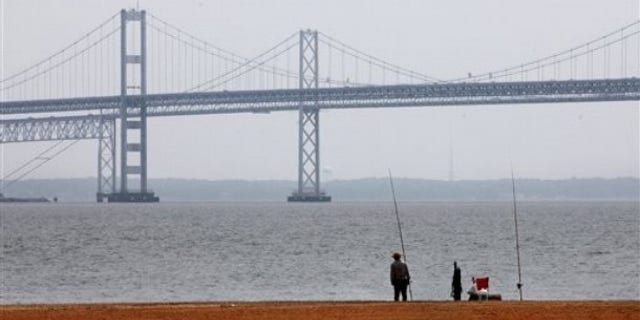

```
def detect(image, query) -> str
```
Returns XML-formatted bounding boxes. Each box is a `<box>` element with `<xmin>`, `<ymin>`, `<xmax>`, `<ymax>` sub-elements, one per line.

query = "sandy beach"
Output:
<box><xmin>2</xmin><ymin>301</ymin><xmax>638</xmax><ymax>320</ymax></box>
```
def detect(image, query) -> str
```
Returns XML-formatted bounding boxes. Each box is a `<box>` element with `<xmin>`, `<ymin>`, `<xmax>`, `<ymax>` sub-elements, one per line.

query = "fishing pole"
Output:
<box><xmin>511</xmin><ymin>165</ymin><xmax>523</xmax><ymax>301</ymax></box>
<box><xmin>388</xmin><ymin>169</ymin><xmax>413</xmax><ymax>301</ymax></box>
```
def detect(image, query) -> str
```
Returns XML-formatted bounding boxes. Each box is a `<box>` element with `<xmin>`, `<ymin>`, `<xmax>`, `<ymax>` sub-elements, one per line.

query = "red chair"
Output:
<box><xmin>475</xmin><ymin>277</ymin><xmax>489</xmax><ymax>291</ymax></box>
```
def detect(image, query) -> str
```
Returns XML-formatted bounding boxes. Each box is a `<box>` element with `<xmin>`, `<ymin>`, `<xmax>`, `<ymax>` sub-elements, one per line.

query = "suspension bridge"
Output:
<box><xmin>1</xmin><ymin>9</ymin><xmax>639</xmax><ymax>202</ymax></box>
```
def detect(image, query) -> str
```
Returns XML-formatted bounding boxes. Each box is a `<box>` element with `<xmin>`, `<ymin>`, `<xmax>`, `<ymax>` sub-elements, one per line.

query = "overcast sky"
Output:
<box><xmin>1</xmin><ymin>0</ymin><xmax>639</xmax><ymax>182</ymax></box>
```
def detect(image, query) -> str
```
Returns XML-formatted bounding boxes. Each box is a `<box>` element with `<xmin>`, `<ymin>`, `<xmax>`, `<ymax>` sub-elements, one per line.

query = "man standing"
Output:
<box><xmin>451</xmin><ymin>261</ymin><xmax>462</xmax><ymax>301</ymax></box>
<box><xmin>390</xmin><ymin>252</ymin><xmax>410</xmax><ymax>301</ymax></box>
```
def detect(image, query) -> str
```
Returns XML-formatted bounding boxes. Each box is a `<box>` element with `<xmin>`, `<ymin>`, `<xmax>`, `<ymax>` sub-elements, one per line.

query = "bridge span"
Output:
<box><xmin>1</xmin><ymin>8</ymin><xmax>639</xmax><ymax>202</ymax></box>
<box><xmin>2</xmin><ymin>78</ymin><xmax>638</xmax><ymax>116</ymax></box>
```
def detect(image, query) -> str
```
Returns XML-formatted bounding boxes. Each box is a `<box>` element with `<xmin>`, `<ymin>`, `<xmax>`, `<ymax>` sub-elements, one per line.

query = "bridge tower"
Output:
<box><xmin>108</xmin><ymin>9</ymin><xmax>158</xmax><ymax>202</ymax></box>
<box><xmin>288</xmin><ymin>30</ymin><xmax>331</xmax><ymax>202</ymax></box>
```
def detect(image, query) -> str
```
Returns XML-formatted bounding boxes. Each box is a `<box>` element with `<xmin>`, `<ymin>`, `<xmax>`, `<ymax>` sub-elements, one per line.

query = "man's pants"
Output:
<box><xmin>394</xmin><ymin>283</ymin><xmax>408</xmax><ymax>301</ymax></box>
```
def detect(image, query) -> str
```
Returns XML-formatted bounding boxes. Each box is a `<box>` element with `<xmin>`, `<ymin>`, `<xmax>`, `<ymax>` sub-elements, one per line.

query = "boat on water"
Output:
<box><xmin>0</xmin><ymin>193</ymin><xmax>50</xmax><ymax>203</ymax></box>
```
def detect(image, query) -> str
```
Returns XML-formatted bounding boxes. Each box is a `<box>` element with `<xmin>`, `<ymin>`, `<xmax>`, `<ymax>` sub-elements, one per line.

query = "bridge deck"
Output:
<box><xmin>1</xmin><ymin>79</ymin><xmax>638</xmax><ymax>117</ymax></box>
<box><xmin>2</xmin><ymin>78</ymin><xmax>638</xmax><ymax>143</ymax></box>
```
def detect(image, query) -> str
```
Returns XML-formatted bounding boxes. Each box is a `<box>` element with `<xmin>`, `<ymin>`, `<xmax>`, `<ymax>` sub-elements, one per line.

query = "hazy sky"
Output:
<box><xmin>1</xmin><ymin>0</ymin><xmax>639</xmax><ymax>182</ymax></box>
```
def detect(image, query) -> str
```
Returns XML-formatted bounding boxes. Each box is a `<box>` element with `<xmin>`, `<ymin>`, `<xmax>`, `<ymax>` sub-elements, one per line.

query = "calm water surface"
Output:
<box><xmin>1</xmin><ymin>201</ymin><xmax>638</xmax><ymax>303</ymax></box>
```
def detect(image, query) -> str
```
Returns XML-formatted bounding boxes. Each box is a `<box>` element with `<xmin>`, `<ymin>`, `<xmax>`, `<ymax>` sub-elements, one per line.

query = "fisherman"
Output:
<box><xmin>390</xmin><ymin>252</ymin><xmax>410</xmax><ymax>301</ymax></box>
<box><xmin>467</xmin><ymin>276</ymin><xmax>479</xmax><ymax>301</ymax></box>
<box><xmin>451</xmin><ymin>261</ymin><xmax>462</xmax><ymax>301</ymax></box>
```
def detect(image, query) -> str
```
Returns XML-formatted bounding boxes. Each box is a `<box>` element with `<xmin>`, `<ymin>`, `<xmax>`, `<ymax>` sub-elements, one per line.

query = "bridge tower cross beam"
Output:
<box><xmin>108</xmin><ymin>8</ymin><xmax>158</xmax><ymax>202</ymax></box>
<box><xmin>288</xmin><ymin>30</ymin><xmax>331</xmax><ymax>202</ymax></box>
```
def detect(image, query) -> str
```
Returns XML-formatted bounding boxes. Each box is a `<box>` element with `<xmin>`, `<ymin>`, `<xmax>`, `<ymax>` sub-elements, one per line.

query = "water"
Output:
<box><xmin>1</xmin><ymin>201</ymin><xmax>638</xmax><ymax>303</ymax></box>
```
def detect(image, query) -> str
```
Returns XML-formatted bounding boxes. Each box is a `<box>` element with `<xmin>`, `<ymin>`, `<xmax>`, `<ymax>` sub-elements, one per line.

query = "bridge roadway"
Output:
<box><xmin>2</xmin><ymin>78</ymin><xmax>639</xmax><ymax>116</ymax></box>
<box><xmin>2</xmin><ymin>78</ymin><xmax>639</xmax><ymax>143</ymax></box>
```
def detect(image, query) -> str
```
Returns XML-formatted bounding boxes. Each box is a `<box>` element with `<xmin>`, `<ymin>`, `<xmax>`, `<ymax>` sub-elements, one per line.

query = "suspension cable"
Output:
<box><xmin>187</xmin><ymin>32</ymin><xmax>298</xmax><ymax>92</ymax></box>
<box><xmin>0</xmin><ymin>12</ymin><xmax>119</xmax><ymax>84</ymax></box>
<box><xmin>448</xmin><ymin>20</ymin><xmax>640</xmax><ymax>83</ymax></box>
<box><xmin>318</xmin><ymin>32</ymin><xmax>442</xmax><ymax>83</ymax></box>
<box><xmin>1</xmin><ymin>140</ymin><xmax>81</xmax><ymax>191</ymax></box>
<box><xmin>1</xmin><ymin>27</ymin><xmax>120</xmax><ymax>91</ymax></box>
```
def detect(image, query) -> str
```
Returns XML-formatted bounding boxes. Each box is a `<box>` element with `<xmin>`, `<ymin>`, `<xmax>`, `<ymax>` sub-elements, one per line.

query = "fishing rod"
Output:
<box><xmin>511</xmin><ymin>165</ymin><xmax>523</xmax><ymax>301</ymax></box>
<box><xmin>388</xmin><ymin>169</ymin><xmax>413</xmax><ymax>301</ymax></box>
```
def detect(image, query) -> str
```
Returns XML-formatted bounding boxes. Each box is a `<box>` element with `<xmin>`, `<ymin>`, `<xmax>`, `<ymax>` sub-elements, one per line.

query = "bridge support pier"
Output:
<box><xmin>108</xmin><ymin>9</ymin><xmax>158</xmax><ymax>203</ymax></box>
<box><xmin>288</xmin><ymin>30</ymin><xmax>331</xmax><ymax>202</ymax></box>
<box><xmin>96</xmin><ymin>116</ymin><xmax>116</xmax><ymax>202</ymax></box>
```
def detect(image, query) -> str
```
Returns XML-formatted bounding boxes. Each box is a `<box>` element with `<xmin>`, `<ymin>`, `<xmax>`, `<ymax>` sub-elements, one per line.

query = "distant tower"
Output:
<box><xmin>287</xmin><ymin>30</ymin><xmax>331</xmax><ymax>202</ymax></box>
<box><xmin>107</xmin><ymin>9</ymin><xmax>158</xmax><ymax>202</ymax></box>
<box><xmin>448</xmin><ymin>134</ymin><xmax>454</xmax><ymax>182</ymax></box>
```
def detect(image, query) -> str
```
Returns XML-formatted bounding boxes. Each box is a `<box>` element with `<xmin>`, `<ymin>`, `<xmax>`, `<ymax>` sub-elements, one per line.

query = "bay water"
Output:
<box><xmin>1</xmin><ymin>201</ymin><xmax>638</xmax><ymax>303</ymax></box>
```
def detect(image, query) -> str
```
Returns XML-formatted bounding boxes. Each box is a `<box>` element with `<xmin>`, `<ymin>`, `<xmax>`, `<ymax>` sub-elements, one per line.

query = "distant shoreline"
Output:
<box><xmin>2</xmin><ymin>177</ymin><xmax>638</xmax><ymax>202</ymax></box>
<box><xmin>2</xmin><ymin>199</ymin><xmax>637</xmax><ymax>204</ymax></box>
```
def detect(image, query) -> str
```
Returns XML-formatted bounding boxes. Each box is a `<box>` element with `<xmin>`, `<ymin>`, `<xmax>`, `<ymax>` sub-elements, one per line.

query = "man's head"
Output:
<box><xmin>392</xmin><ymin>252</ymin><xmax>402</xmax><ymax>261</ymax></box>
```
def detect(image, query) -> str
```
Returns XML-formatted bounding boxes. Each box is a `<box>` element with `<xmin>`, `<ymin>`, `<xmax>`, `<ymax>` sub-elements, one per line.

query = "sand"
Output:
<box><xmin>2</xmin><ymin>301</ymin><xmax>639</xmax><ymax>320</ymax></box>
